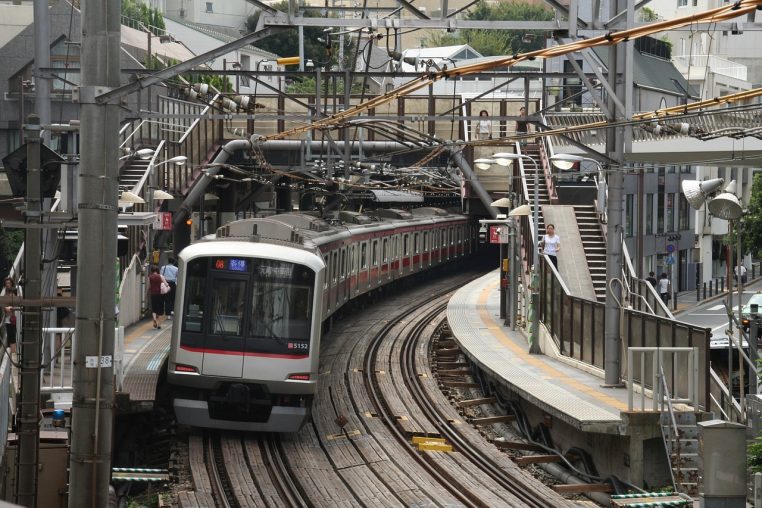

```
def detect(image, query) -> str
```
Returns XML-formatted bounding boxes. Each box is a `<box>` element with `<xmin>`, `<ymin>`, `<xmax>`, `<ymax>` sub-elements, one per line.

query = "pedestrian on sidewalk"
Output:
<box><xmin>646</xmin><ymin>271</ymin><xmax>657</xmax><ymax>288</ymax></box>
<box><xmin>657</xmin><ymin>273</ymin><xmax>671</xmax><ymax>305</ymax></box>
<box><xmin>734</xmin><ymin>264</ymin><xmax>747</xmax><ymax>285</ymax></box>
<box><xmin>539</xmin><ymin>224</ymin><xmax>560</xmax><ymax>270</ymax></box>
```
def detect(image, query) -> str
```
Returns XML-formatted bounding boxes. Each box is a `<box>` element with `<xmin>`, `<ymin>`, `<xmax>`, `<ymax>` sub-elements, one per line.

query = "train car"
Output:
<box><xmin>165</xmin><ymin>208</ymin><xmax>475</xmax><ymax>432</ymax></box>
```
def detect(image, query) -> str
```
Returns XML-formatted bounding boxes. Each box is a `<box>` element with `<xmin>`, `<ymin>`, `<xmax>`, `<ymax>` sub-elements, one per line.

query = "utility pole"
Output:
<box><xmin>16</xmin><ymin>114</ymin><xmax>43</xmax><ymax>508</ymax></box>
<box><xmin>603</xmin><ymin>0</ymin><xmax>634</xmax><ymax>387</ymax></box>
<box><xmin>68</xmin><ymin>1</ymin><xmax>120</xmax><ymax>506</ymax></box>
<box><xmin>33</xmin><ymin>0</ymin><xmax>50</xmax><ymax>144</ymax></box>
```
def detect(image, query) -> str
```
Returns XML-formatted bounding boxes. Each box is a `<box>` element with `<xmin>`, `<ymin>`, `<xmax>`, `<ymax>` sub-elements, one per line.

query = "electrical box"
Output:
<box><xmin>698</xmin><ymin>419</ymin><xmax>746</xmax><ymax>507</ymax></box>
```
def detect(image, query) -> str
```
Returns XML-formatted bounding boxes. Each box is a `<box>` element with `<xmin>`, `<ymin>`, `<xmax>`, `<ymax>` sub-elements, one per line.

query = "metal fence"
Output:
<box><xmin>539</xmin><ymin>256</ymin><xmax>712</xmax><ymax>409</ymax></box>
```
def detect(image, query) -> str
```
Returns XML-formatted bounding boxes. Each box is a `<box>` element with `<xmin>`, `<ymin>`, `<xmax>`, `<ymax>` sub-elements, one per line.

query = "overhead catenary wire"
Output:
<box><xmin>262</xmin><ymin>0</ymin><xmax>762</xmax><ymax>141</ymax></box>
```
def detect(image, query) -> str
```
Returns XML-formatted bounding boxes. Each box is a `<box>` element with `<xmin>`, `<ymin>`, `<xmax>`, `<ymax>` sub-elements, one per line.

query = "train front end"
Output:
<box><xmin>167</xmin><ymin>240</ymin><xmax>324</xmax><ymax>432</ymax></box>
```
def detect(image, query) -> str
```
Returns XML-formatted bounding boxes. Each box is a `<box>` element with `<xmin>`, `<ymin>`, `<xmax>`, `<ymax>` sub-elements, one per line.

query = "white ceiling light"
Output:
<box><xmin>474</xmin><ymin>158</ymin><xmax>495</xmax><ymax>170</ymax></box>
<box><xmin>492</xmin><ymin>152</ymin><xmax>517</xmax><ymax>167</ymax></box>
<box><xmin>153</xmin><ymin>189</ymin><xmax>174</xmax><ymax>200</ymax></box>
<box><xmin>119</xmin><ymin>191</ymin><xmax>145</xmax><ymax>204</ymax></box>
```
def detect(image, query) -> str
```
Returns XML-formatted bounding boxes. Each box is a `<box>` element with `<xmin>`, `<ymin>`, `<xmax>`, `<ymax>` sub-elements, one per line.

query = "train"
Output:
<box><xmin>165</xmin><ymin>207</ymin><xmax>477</xmax><ymax>432</ymax></box>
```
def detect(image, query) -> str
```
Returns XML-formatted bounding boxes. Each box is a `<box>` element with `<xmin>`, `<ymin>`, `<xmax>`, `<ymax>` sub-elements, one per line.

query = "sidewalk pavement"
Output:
<box><xmin>672</xmin><ymin>275</ymin><xmax>762</xmax><ymax>317</ymax></box>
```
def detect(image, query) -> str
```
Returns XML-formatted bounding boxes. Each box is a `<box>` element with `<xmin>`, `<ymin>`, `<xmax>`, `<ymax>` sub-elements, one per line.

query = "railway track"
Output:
<box><xmin>179</xmin><ymin>268</ymin><xmax>579</xmax><ymax>506</ymax></box>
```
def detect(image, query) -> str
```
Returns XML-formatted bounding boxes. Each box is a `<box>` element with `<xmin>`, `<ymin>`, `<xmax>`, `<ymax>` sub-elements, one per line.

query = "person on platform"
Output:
<box><xmin>3</xmin><ymin>288</ymin><xmax>18</xmax><ymax>355</ymax></box>
<box><xmin>658</xmin><ymin>273</ymin><xmax>671</xmax><ymax>305</ymax></box>
<box><xmin>148</xmin><ymin>266</ymin><xmax>166</xmax><ymax>329</ymax></box>
<box><xmin>539</xmin><ymin>224</ymin><xmax>560</xmax><ymax>269</ymax></box>
<box><xmin>516</xmin><ymin>106</ymin><xmax>529</xmax><ymax>145</ymax></box>
<box><xmin>475</xmin><ymin>109</ymin><xmax>492</xmax><ymax>140</ymax></box>
<box><xmin>161</xmin><ymin>258</ymin><xmax>179</xmax><ymax>318</ymax></box>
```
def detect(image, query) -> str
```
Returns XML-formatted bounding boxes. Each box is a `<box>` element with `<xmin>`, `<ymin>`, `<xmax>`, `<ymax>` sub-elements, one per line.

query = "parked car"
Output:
<box><xmin>741</xmin><ymin>292</ymin><xmax>762</xmax><ymax>338</ymax></box>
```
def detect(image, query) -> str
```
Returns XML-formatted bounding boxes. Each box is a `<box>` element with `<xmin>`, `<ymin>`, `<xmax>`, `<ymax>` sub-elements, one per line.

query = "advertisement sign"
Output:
<box><xmin>154</xmin><ymin>212</ymin><xmax>173</xmax><ymax>231</ymax></box>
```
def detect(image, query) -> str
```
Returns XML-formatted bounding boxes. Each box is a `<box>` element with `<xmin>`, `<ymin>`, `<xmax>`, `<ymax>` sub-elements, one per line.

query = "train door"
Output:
<box><xmin>360</xmin><ymin>241</ymin><xmax>369</xmax><ymax>292</ymax></box>
<box><xmin>371</xmin><ymin>239</ymin><xmax>379</xmax><ymax>287</ymax></box>
<box><xmin>432</xmin><ymin>229</ymin><xmax>440</xmax><ymax>266</ymax></box>
<box><xmin>382</xmin><ymin>237</ymin><xmax>391</xmax><ymax>281</ymax></box>
<box><xmin>423</xmin><ymin>231</ymin><xmax>430</xmax><ymax>268</ymax></box>
<box><xmin>395</xmin><ymin>235</ymin><xmax>402</xmax><ymax>277</ymax></box>
<box><xmin>350</xmin><ymin>245</ymin><xmax>358</xmax><ymax>295</ymax></box>
<box><xmin>339</xmin><ymin>247</ymin><xmax>349</xmax><ymax>304</ymax></box>
<box><xmin>201</xmin><ymin>273</ymin><xmax>249</xmax><ymax>377</ymax></box>
<box><xmin>331</xmin><ymin>250</ymin><xmax>341</xmax><ymax>311</ymax></box>
<box><xmin>323</xmin><ymin>254</ymin><xmax>331</xmax><ymax>315</ymax></box>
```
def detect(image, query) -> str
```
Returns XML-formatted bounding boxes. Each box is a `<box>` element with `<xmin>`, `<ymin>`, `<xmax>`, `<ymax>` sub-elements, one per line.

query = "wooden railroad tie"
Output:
<box><xmin>491</xmin><ymin>439</ymin><xmax>544</xmax><ymax>452</ymax></box>
<box><xmin>513</xmin><ymin>454</ymin><xmax>563</xmax><ymax>465</ymax></box>
<box><xmin>437</xmin><ymin>369</ymin><xmax>472</xmax><ymax>376</ymax></box>
<box><xmin>470</xmin><ymin>415</ymin><xmax>515</xmax><ymax>426</ymax></box>
<box><xmin>439</xmin><ymin>380</ymin><xmax>479</xmax><ymax>388</ymax></box>
<box><xmin>551</xmin><ymin>483</ymin><xmax>614</xmax><ymax>494</ymax></box>
<box><xmin>457</xmin><ymin>397</ymin><xmax>497</xmax><ymax>408</ymax></box>
<box><xmin>437</xmin><ymin>361</ymin><xmax>470</xmax><ymax>369</ymax></box>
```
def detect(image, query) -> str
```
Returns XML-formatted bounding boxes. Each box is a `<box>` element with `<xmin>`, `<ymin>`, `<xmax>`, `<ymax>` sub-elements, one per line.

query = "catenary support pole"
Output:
<box><xmin>603</xmin><ymin>0</ymin><xmax>634</xmax><ymax>387</ymax></box>
<box><xmin>69</xmin><ymin>1</ymin><xmax>121</xmax><ymax>506</ymax></box>
<box><xmin>16</xmin><ymin>114</ymin><xmax>43</xmax><ymax>508</ymax></box>
<box><xmin>33</xmin><ymin>0</ymin><xmax>50</xmax><ymax>144</ymax></box>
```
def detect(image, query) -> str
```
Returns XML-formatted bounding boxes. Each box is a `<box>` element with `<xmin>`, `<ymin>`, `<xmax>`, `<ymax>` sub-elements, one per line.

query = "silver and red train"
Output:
<box><xmin>165</xmin><ymin>207</ymin><xmax>476</xmax><ymax>432</ymax></box>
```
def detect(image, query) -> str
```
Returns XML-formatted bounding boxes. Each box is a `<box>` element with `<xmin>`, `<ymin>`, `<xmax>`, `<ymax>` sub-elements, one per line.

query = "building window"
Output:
<box><xmin>206</xmin><ymin>2</ymin><xmax>213</xmax><ymax>12</ymax></box>
<box><xmin>666</xmin><ymin>193</ymin><xmax>675</xmax><ymax>232</ymax></box>
<box><xmin>679</xmin><ymin>193</ymin><xmax>689</xmax><ymax>230</ymax></box>
<box><xmin>646</xmin><ymin>193</ymin><xmax>654</xmax><ymax>235</ymax></box>
<box><xmin>625</xmin><ymin>194</ymin><xmax>634</xmax><ymax>237</ymax></box>
<box><xmin>677</xmin><ymin>0</ymin><xmax>687</xmax><ymax>6</ymax></box>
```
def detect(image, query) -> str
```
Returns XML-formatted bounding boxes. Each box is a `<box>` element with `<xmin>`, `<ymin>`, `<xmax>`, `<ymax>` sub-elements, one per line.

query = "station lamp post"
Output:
<box><xmin>682</xmin><ymin>177</ymin><xmax>744</xmax><ymax>404</ymax></box>
<box><xmin>492</xmin><ymin>151</ymin><xmax>541</xmax><ymax>354</ymax></box>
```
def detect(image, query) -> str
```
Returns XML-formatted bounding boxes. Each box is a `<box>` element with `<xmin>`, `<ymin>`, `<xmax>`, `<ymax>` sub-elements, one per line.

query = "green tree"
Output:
<box><xmin>639</xmin><ymin>7</ymin><xmax>659</xmax><ymax>22</ymax></box>
<box><xmin>246</xmin><ymin>1</ymin><xmax>355</xmax><ymax>70</ymax></box>
<box><xmin>741</xmin><ymin>172</ymin><xmax>762</xmax><ymax>258</ymax></box>
<box><xmin>427</xmin><ymin>1</ymin><xmax>553</xmax><ymax>56</ymax></box>
<box><xmin>122</xmin><ymin>0</ymin><xmax>165</xmax><ymax>34</ymax></box>
<box><xmin>286</xmin><ymin>76</ymin><xmax>363</xmax><ymax>95</ymax></box>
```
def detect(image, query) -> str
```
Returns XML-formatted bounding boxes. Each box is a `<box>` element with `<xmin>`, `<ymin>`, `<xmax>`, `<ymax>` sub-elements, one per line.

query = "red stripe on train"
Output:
<box><xmin>180</xmin><ymin>344</ymin><xmax>308</xmax><ymax>360</ymax></box>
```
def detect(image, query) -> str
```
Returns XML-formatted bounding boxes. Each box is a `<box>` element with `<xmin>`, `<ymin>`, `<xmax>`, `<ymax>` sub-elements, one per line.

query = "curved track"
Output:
<box><xmin>181</xmin><ymin>269</ymin><xmax>576</xmax><ymax>507</ymax></box>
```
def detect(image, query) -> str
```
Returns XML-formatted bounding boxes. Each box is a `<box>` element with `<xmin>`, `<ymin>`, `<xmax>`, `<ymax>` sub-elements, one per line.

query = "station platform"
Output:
<box><xmin>447</xmin><ymin>270</ymin><xmax>629</xmax><ymax>434</ymax></box>
<box><xmin>120</xmin><ymin>319</ymin><xmax>171</xmax><ymax>409</ymax></box>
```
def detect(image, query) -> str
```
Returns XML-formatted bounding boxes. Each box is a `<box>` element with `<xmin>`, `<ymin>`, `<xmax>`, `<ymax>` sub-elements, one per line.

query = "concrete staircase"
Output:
<box><xmin>574</xmin><ymin>205</ymin><xmax>606</xmax><ymax>301</ymax></box>
<box><xmin>661</xmin><ymin>411</ymin><xmax>700</xmax><ymax>496</ymax></box>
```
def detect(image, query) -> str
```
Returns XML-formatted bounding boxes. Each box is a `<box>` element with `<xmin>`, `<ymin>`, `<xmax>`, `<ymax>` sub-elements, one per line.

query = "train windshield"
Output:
<box><xmin>181</xmin><ymin>256</ymin><xmax>315</xmax><ymax>355</ymax></box>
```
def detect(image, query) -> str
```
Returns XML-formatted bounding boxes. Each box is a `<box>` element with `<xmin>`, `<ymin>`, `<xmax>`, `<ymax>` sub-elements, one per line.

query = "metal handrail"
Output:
<box><xmin>708</xmin><ymin>366</ymin><xmax>743</xmax><ymax>421</ymax></box>
<box><xmin>658</xmin><ymin>364</ymin><xmax>680</xmax><ymax>492</ymax></box>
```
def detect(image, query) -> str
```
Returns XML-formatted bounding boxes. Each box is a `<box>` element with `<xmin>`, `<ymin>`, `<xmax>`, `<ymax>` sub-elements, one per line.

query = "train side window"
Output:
<box><xmin>361</xmin><ymin>243</ymin><xmax>368</xmax><ymax>269</ymax></box>
<box><xmin>423</xmin><ymin>231</ymin><xmax>428</xmax><ymax>251</ymax></box>
<box><xmin>323</xmin><ymin>255</ymin><xmax>329</xmax><ymax>288</ymax></box>
<box><xmin>382</xmin><ymin>238</ymin><xmax>388</xmax><ymax>263</ymax></box>
<box><xmin>413</xmin><ymin>233</ymin><xmax>419</xmax><ymax>254</ymax></box>
<box><xmin>350</xmin><ymin>245</ymin><xmax>356</xmax><ymax>274</ymax></box>
<box><xmin>340</xmin><ymin>248</ymin><xmax>346</xmax><ymax>280</ymax></box>
<box><xmin>182</xmin><ymin>258</ymin><xmax>208</xmax><ymax>334</ymax></box>
<box><xmin>403</xmin><ymin>235</ymin><xmax>409</xmax><ymax>256</ymax></box>
<box><xmin>372</xmin><ymin>240</ymin><xmax>378</xmax><ymax>266</ymax></box>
